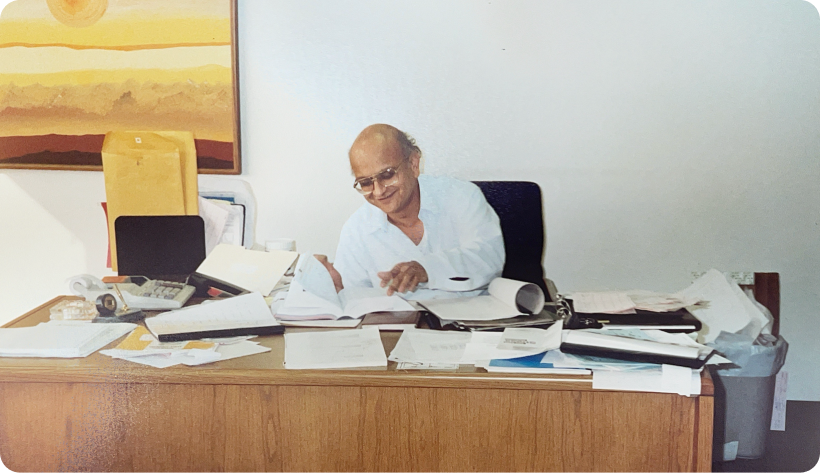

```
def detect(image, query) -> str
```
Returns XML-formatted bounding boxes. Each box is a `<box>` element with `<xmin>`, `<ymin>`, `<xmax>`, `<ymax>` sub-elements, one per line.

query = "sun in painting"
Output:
<box><xmin>47</xmin><ymin>0</ymin><xmax>108</xmax><ymax>27</ymax></box>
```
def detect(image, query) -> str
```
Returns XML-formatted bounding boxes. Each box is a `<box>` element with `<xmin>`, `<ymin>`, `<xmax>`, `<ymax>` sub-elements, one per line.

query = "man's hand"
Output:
<box><xmin>377</xmin><ymin>261</ymin><xmax>428</xmax><ymax>296</ymax></box>
<box><xmin>314</xmin><ymin>255</ymin><xmax>344</xmax><ymax>293</ymax></box>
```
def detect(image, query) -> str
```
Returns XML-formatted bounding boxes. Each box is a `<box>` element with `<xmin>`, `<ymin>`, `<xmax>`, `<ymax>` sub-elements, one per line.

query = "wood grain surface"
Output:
<box><xmin>0</xmin><ymin>296</ymin><xmax>714</xmax><ymax>472</ymax></box>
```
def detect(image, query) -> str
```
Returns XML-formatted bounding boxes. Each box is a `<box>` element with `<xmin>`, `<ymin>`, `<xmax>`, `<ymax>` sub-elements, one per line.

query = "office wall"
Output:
<box><xmin>1</xmin><ymin>0</ymin><xmax>818</xmax><ymax>400</ymax></box>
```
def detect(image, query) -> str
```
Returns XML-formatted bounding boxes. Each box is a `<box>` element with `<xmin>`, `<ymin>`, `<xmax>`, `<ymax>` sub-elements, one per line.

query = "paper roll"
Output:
<box><xmin>488</xmin><ymin>278</ymin><xmax>545</xmax><ymax>314</ymax></box>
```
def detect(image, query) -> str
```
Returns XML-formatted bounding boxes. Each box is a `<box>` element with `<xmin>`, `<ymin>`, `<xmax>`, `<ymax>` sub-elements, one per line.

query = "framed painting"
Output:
<box><xmin>0</xmin><ymin>0</ymin><xmax>240</xmax><ymax>174</ymax></box>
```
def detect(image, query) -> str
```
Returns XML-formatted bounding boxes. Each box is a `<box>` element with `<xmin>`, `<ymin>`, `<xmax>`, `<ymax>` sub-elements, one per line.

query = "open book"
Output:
<box><xmin>419</xmin><ymin>278</ymin><xmax>546</xmax><ymax>322</ymax></box>
<box><xmin>275</xmin><ymin>254</ymin><xmax>415</xmax><ymax>320</ymax></box>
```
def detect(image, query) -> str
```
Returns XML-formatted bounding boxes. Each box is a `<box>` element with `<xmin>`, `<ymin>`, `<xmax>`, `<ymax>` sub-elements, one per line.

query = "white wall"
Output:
<box><xmin>1</xmin><ymin>0</ymin><xmax>818</xmax><ymax>400</ymax></box>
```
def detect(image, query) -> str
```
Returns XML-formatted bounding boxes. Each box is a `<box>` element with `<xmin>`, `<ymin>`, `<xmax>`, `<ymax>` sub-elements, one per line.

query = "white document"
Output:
<box><xmin>770</xmin><ymin>370</ymin><xmax>788</xmax><ymax>431</ymax></box>
<box><xmin>0</xmin><ymin>322</ymin><xmax>135</xmax><ymax>358</ymax></box>
<box><xmin>540</xmin><ymin>349</ymin><xmax>658</xmax><ymax>372</ymax></box>
<box><xmin>278</xmin><ymin>254</ymin><xmax>414</xmax><ymax>319</ymax></box>
<box><xmin>389</xmin><ymin>329</ymin><xmax>471</xmax><ymax>363</ymax></box>
<box><xmin>497</xmin><ymin>320</ymin><xmax>563</xmax><ymax>353</ymax></box>
<box><xmin>459</xmin><ymin>332</ymin><xmax>531</xmax><ymax>364</ymax></box>
<box><xmin>183</xmin><ymin>341</ymin><xmax>270</xmax><ymax>366</ymax></box>
<box><xmin>145</xmin><ymin>292</ymin><xmax>280</xmax><ymax>339</ymax></box>
<box><xmin>592</xmin><ymin>365</ymin><xmax>701</xmax><ymax>396</ymax></box>
<box><xmin>196</xmin><ymin>244</ymin><xmax>298</xmax><ymax>295</ymax></box>
<box><xmin>198</xmin><ymin>196</ymin><xmax>230</xmax><ymax>256</ymax></box>
<box><xmin>625</xmin><ymin>290</ymin><xmax>701</xmax><ymax>312</ymax></box>
<box><xmin>571</xmin><ymin>291</ymin><xmax>636</xmax><ymax>314</ymax></box>
<box><xmin>676</xmin><ymin>269</ymin><xmax>758</xmax><ymax>343</ymax></box>
<box><xmin>420</xmin><ymin>277</ymin><xmax>545</xmax><ymax>321</ymax></box>
<box><xmin>284</xmin><ymin>326</ymin><xmax>387</xmax><ymax>369</ymax></box>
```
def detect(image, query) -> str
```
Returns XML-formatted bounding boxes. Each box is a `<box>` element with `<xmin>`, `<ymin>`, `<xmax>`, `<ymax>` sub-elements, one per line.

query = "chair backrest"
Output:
<box><xmin>472</xmin><ymin>181</ymin><xmax>549</xmax><ymax>300</ymax></box>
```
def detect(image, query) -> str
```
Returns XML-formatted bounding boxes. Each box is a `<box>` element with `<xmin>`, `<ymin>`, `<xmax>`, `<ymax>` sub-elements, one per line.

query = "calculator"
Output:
<box><xmin>117</xmin><ymin>279</ymin><xmax>195</xmax><ymax>310</ymax></box>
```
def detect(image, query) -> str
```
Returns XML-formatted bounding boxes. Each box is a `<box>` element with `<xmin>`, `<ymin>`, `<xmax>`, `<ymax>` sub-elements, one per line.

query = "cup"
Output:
<box><xmin>265</xmin><ymin>238</ymin><xmax>296</xmax><ymax>252</ymax></box>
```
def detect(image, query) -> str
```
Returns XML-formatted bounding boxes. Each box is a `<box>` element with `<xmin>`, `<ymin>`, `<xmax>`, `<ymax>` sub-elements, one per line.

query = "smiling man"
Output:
<box><xmin>326</xmin><ymin>124</ymin><xmax>505</xmax><ymax>299</ymax></box>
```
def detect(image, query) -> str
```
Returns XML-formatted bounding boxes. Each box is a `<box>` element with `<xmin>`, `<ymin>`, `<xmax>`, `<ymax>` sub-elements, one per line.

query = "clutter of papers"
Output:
<box><xmin>101</xmin><ymin>326</ymin><xmax>270</xmax><ymax>368</ymax></box>
<box><xmin>11</xmin><ymin>260</ymin><xmax>775</xmax><ymax>398</ymax></box>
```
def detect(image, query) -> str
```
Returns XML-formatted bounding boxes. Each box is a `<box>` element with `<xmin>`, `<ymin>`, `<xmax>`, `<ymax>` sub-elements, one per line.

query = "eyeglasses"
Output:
<box><xmin>352</xmin><ymin>160</ymin><xmax>409</xmax><ymax>195</ymax></box>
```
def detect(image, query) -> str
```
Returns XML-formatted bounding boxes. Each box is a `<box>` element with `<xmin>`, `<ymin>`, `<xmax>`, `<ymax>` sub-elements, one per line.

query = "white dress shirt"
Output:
<box><xmin>334</xmin><ymin>174</ymin><xmax>505</xmax><ymax>300</ymax></box>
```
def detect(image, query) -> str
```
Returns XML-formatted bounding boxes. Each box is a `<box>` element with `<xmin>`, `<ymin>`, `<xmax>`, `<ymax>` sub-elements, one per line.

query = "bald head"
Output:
<box><xmin>348</xmin><ymin>124</ymin><xmax>422</xmax><ymax>219</ymax></box>
<box><xmin>349</xmin><ymin>124</ymin><xmax>420</xmax><ymax>168</ymax></box>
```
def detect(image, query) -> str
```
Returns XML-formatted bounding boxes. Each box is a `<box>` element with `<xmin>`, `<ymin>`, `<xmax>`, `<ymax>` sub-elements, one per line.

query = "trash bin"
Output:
<box><xmin>708</xmin><ymin>332</ymin><xmax>788</xmax><ymax>461</ymax></box>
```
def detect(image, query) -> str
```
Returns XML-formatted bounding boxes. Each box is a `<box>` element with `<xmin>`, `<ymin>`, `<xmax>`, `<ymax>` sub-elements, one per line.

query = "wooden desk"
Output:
<box><xmin>0</xmin><ymin>296</ymin><xmax>713</xmax><ymax>472</ymax></box>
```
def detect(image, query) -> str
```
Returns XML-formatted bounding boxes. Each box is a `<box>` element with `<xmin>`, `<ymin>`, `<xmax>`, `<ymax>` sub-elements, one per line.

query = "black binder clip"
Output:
<box><xmin>556</xmin><ymin>294</ymin><xmax>603</xmax><ymax>330</ymax></box>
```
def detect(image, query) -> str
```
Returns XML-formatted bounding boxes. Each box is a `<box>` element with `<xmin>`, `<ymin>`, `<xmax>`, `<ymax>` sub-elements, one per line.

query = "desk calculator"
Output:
<box><xmin>118</xmin><ymin>279</ymin><xmax>195</xmax><ymax>310</ymax></box>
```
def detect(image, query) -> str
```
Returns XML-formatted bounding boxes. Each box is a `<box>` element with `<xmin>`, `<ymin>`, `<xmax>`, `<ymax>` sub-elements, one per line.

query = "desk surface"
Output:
<box><xmin>0</xmin><ymin>295</ymin><xmax>713</xmax><ymax>395</ymax></box>
<box><xmin>0</xmin><ymin>296</ymin><xmax>714</xmax><ymax>472</ymax></box>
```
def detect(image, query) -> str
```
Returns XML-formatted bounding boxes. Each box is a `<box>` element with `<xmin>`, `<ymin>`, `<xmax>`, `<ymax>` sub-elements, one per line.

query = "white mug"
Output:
<box><xmin>265</xmin><ymin>238</ymin><xmax>296</xmax><ymax>252</ymax></box>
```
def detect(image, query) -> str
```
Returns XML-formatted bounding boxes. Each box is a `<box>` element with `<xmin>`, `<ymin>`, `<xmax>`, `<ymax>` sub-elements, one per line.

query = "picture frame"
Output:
<box><xmin>0</xmin><ymin>0</ymin><xmax>241</xmax><ymax>174</ymax></box>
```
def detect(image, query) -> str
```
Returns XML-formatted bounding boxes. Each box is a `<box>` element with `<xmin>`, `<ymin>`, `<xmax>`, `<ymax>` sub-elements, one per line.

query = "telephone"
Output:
<box><xmin>69</xmin><ymin>274</ymin><xmax>195</xmax><ymax>310</ymax></box>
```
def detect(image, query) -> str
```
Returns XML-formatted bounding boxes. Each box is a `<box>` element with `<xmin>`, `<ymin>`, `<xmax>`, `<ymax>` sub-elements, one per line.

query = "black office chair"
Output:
<box><xmin>472</xmin><ymin>181</ymin><xmax>554</xmax><ymax>302</ymax></box>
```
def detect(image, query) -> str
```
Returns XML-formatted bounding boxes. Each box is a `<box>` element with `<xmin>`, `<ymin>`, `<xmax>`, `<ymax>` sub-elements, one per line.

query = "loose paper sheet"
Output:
<box><xmin>571</xmin><ymin>291</ymin><xmax>636</xmax><ymax>314</ymax></box>
<box><xmin>198</xmin><ymin>196</ymin><xmax>230</xmax><ymax>256</ymax></box>
<box><xmin>196</xmin><ymin>244</ymin><xmax>298</xmax><ymax>295</ymax></box>
<box><xmin>676</xmin><ymin>269</ymin><xmax>757</xmax><ymax>343</ymax></box>
<box><xmin>592</xmin><ymin>365</ymin><xmax>701</xmax><ymax>396</ymax></box>
<box><xmin>283</xmin><ymin>326</ymin><xmax>387</xmax><ymax>369</ymax></box>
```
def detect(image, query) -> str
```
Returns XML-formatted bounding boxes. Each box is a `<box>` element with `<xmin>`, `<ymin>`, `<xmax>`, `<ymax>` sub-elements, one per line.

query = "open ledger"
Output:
<box><xmin>420</xmin><ymin>278</ymin><xmax>546</xmax><ymax>321</ymax></box>
<box><xmin>145</xmin><ymin>292</ymin><xmax>283</xmax><ymax>342</ymax></box>
<box><xmin>276</xmin><ymin>254</ymin><xmax>414</xmax><ymax>320</ymax></box>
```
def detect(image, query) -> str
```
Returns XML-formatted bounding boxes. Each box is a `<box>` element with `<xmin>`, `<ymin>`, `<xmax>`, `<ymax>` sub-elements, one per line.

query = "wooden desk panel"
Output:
<box><xmin>0</xmin><ymin>296</ymin><xmax>713</xmax><ymax>472</ymax></box>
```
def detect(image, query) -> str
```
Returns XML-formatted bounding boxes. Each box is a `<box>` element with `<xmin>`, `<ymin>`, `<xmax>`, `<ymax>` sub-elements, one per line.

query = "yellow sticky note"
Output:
<box><xmin>183</xmin><ymin>341</ymin><xmax>215</xmax><ymax>350</ymax></box>
<box><xmin>115</xmin><ymin>326</ymin><xmax>154</xmax><ymax>351</ymax></box>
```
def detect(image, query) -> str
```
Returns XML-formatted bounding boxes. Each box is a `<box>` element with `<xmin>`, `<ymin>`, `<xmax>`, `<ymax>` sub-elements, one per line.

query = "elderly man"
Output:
<box><xmin>320</xmin><ymin>124</ymin><xmax>505</xmax><ymax>300</ymax></box>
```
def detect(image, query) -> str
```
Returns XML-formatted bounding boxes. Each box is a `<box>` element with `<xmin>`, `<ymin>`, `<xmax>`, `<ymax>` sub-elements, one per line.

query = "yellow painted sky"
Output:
<box><xmin>0</xmin><ymin>45</ymin><xmax>232</xmax><ymax>76</ymax></box>
<box><xmin>0</xmin><ymin>0</ymin><xmax>231</xmax><ymax>48</ymax></box>
<box><xmin>1</xmin><ymin>0</ymin><xmax>229</xmax><ymax>20</ymax></box>
<box><xmin>0</xmin><ymin>64</ymin><xmax>231</xmax><ymax>86</ymax></box>
<box><xmin>0</xmin><ymin>18</ymin><xmax>231</xmax><ymax>49</ymax></box>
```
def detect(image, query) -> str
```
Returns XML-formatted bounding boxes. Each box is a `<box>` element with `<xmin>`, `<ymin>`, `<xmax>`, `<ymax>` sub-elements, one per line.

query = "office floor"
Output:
<box><xmin>712</xmin><ymin>401</ymin><xmax>820</xmax><ymax>473</ymax></box>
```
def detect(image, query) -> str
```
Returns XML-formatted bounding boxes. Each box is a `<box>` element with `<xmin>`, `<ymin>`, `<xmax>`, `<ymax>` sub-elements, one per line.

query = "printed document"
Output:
<box><xmin>571</xmin><ymin>291</ymin><xmax>636</xmax><ymax>314</ymax></box>
<box><xmin>283</xmin><ymin>326</ymin><xmax>387</xmax><ymax>369</ymax></box>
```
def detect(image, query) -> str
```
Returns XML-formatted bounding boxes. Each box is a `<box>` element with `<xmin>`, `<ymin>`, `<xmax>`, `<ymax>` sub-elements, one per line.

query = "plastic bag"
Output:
<box><xmin>707</xmin><ymin>331</ymin><xmax>788</xmax><ymax>377</ymax></box>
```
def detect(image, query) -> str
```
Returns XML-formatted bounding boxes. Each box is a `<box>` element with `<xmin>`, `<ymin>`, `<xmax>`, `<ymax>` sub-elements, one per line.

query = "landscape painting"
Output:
<box><xmin>0</xmin><ymin>0</ymin><xmax>240</xmax><ymax>173</ymax></box>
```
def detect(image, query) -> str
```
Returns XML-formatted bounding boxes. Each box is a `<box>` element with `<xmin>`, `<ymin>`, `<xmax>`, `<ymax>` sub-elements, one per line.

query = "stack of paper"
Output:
<box><xmin>101</xmin><ymin>326</ymin><xmax>270</xmax><ymax>368</ymax></box>
<box><xmin>283</xmin><ymin>326</ymin><xmax>387</xmax><ymax>369</ymax></box>
<box><xmin>145</xmin><ymin>292</ymin><xmax>283</xmax><ymax>342</ymax></box>
<box><xmin>388</xmin><ymin>324</ymin><xmax>563</xmax><ymax>366</ymax></box>
<box><xmin>0</xmin><ymin>321</ymin><xmax>136</xmax><ymax>358</ymax></box>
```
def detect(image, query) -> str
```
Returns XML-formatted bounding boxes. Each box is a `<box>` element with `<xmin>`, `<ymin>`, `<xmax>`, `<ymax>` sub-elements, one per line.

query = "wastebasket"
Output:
<box><xmin>709</xmin><ymin>332</ymin><xmax>788</xmax><ymax>461</ymax></box>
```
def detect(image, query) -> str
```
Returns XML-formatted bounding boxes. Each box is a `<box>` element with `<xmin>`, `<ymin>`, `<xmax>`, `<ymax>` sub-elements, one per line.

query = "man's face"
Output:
<box><xmin>349</xmin><ymin>136</ymin><xmax>420</xmax><ymax>217</ymax></box>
